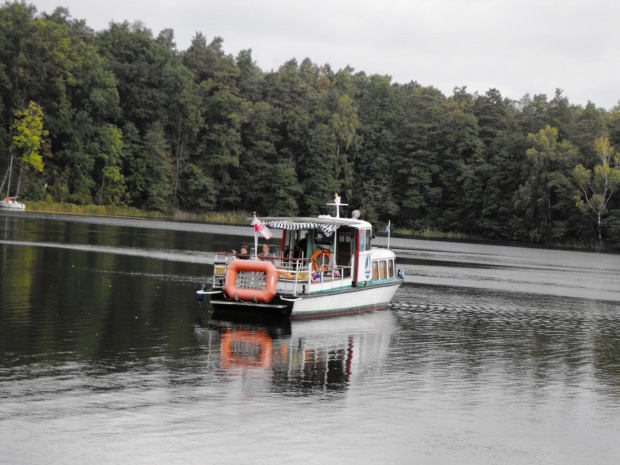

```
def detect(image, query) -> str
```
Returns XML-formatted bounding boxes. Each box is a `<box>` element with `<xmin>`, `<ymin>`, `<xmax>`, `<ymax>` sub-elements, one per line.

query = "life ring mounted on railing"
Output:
<box><xmin>311</xmin><ymin>248</ymin><xmax>331</xmax><ymax>272</ymax></box>
<box><xmin>224</xmin><ymin>259</ymin><xmax>278</xmax><ymax>302</ymax></box>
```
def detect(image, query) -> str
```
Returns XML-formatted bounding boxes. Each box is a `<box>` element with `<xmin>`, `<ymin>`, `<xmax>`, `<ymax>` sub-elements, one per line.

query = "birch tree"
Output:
<box><xmin>573</xmin><ymin>134</ymin><xmax>620</xmax><ymax>243</ymax></box>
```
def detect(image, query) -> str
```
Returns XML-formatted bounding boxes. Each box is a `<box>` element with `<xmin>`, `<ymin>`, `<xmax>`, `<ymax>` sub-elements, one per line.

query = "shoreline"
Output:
<box><xmin>3</xmin><ymin>203</ymin><xmax>617</xmax><ymax>253</ymax></box>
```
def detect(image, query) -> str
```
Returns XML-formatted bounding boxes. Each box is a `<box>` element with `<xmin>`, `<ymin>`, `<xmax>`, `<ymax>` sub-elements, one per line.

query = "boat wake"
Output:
<box><xmin>389</xmin><ymin>301</ymin><xmax>514</xmax><ymax>312</ymax></box>
<box><xmin>0</xmin><ymin>239</ymin><xmax>213</xmax><ymax>264</ymax></box>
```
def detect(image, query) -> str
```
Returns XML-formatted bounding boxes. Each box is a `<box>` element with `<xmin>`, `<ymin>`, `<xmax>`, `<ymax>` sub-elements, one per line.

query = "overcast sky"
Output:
<box><xmin>30</xmin><ymin>0</ymin><xmax>620</xmax><ymax>110</ymax></box>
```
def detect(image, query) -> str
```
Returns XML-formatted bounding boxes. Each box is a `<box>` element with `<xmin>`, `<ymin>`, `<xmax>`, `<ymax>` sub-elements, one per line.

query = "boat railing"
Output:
<box><xmin>269</xmin><ymin>252</ymin><xmax>352</xmax><ymax>295</ymax></box>
<box><xmin>212</xmin><ymin>251</ymin><xmax>353</xmax><ymax>295</ymax></box>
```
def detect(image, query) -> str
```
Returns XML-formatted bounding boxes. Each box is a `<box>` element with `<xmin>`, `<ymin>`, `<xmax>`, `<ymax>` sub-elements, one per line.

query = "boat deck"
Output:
<box><xmin>212</xmin><ymin>252</ymin><xmax>353</xmax><ymax>296</ymax></box>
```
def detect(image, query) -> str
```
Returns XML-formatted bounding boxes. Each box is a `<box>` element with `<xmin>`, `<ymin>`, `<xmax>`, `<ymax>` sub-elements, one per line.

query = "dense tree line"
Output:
<box><xmin>1</xmin><ymin>2</ymin><xmax>620</xmax><ymax>248</ymax></box>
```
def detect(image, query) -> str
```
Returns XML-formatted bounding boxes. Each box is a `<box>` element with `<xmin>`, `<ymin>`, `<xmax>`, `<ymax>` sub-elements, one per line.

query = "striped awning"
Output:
<box><xmin>260</xmin><ymin>220</ymin><xmax>340</xmax><ymax>237</ymax></box>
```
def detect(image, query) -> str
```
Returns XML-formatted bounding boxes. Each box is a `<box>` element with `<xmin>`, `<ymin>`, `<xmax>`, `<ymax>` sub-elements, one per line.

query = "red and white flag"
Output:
<box><xmin>253</xmin><ymin>215</ymin><xmax>273</xmax><ymax>240</ymax></box>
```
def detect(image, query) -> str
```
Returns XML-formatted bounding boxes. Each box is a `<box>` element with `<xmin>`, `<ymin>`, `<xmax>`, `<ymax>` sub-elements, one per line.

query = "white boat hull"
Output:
<box><xmin>205</xmin><ymin>280</ymin><xmax>402</xmax><ymax>319</ymax></box>
<box><xmin>0</xmin><ymin>198</ymin><xmax>25</xmax><ymax>211</ymax></box>
<box><xmin>288</xmin><ymin>281</ymin><xmax>402</xmax><ymax>318</ymax></box>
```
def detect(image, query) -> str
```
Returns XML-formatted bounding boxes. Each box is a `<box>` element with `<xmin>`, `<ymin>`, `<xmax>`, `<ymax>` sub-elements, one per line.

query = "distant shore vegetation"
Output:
<box><xmin>1</xmin><ymin>2</ymin><xmax>620</xmax><ymax>249</ymax></box>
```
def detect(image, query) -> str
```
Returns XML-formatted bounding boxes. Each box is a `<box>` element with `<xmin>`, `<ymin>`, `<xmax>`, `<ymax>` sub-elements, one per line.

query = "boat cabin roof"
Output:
<box><xmin>260</xmin><ymin>216</ymin><xmax>372</xmax><ymax>237</ymax></box>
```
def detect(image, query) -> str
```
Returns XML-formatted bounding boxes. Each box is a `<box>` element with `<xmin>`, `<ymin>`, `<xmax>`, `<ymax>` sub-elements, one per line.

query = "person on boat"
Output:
<box><xmin>232</xmin><ymin>245</ymin><xmax>250</xmax><ymax>259</ymax></box>
<box><xmin>293</xmin><ymin>237</ymin><xmax>307</xmax><ymax>259</ymax></box>
<box><xmin>260</xmin><ymin>244</ymin><xmax>273</xmax><ymax>259</ymax></box>
<box><xmin>311</xmin><ymin>270</ymin><xmax>322</xmax><ymax>282</ymax></box>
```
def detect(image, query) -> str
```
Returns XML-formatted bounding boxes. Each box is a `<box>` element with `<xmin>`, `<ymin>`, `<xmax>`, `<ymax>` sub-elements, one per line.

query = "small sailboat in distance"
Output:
<box><xmin>0</xmin><ymin>155</ymin><xmax>26</xmax><ymax>211</ymax></box>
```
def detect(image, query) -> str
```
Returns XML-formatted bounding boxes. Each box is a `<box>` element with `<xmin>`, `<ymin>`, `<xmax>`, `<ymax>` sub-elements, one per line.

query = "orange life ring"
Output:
<box><xmin>311</xmin><ymin>248</ymin><xmax>331</xmax><ymax>272</ymax></box>
<box><xmin>224</xmin><ymin>259</ymin><xmax>278</xmax><ymax>302</ymax></box>
<box><xmin>277</xmin><ymin>269</ymin><xmax>293</xmax><ymax>279</ymax></box>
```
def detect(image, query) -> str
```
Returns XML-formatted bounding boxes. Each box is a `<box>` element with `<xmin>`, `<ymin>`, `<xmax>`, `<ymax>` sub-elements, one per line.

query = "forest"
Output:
<box><xmin>1</xmin><ymin>2</ymin><xmax>620</xmax><ymax>249</ymax></box>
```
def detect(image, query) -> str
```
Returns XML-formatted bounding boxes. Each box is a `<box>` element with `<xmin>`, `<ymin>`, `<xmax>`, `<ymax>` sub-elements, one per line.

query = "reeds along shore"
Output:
<box><xmin>20</xmin><ymin>202</ymin><xmax>474</xmax><ymax>243</ymax></box>
<box><xmin>24</xmin><ymin>201</ymin><xmax>250</xmax><ymax>225</ymax></box>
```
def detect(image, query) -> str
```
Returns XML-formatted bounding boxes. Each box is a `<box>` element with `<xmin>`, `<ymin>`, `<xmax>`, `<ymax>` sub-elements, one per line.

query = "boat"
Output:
<box><xmin>0</xmin><ymin>157</ymin><xmax>26</xmax><ymax>211</ymax></box>
<box><xmin>197</xmin><ymin>194</ymin><xmax>404</xmax><ymax>319</ymax></box>
<box><xmin>0</xmin><ymin>197</ymin><xmax>26</xmax><ymax>211</ymax></box>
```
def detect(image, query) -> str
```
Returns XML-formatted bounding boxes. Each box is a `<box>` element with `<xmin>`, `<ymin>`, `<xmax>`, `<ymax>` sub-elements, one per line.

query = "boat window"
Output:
<box><xmin>285</xmin><ymin>230</ymin><xmax>308</xmax><ymax>259</ymax></box>
<box><xmin>372</xmin><ymin>261</ymin><xmax>379</xmax><ymax>280</ymax></box>
<box><xmin>365</xmin><ymin>229</ymin><xmax>372</xmax><ymax>251</ymax></box>
<box><xmin>338</xmin><ymin>230</ymin><xmax>352</xmax><ymax>243</ymax></box>
<box><xmin>379</xmin><ymin>261</ymin><xmax>387</xmax><ymax>280</ymax></box>
<box><xmin>336</xmin><ymin>228</ymin><xmax>354</xmax><ymax>268</ymax></box>
<box><xmin>359</xmin><ymin>230</ymin><xmax>366</xmax><ymax>251</ymax></box>
<box><xmin>388</xmin><ymin>260</ymin><xmax>394</xmax><ymax>278</ymax></box>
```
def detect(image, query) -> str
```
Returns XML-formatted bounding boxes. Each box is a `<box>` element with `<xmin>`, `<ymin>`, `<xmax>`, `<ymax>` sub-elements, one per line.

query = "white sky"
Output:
<box><xmin>30</xmin><ymin>0</ymin><xmax>620</xmax><ymax>109</ymax></box>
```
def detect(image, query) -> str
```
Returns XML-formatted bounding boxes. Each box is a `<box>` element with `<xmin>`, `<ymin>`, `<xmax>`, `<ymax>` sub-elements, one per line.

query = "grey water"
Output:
<box><xmin>1</xmin><ymin>212</ymin><xmax>620</xmax><ymax>464</ymax></box>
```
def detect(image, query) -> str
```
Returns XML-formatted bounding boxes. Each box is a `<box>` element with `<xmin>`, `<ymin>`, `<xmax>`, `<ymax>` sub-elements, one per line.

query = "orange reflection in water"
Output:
<box><xmin>220</xmin><ymin>329</ymin><xmax>274</xmax><ymax>370</ymax></box>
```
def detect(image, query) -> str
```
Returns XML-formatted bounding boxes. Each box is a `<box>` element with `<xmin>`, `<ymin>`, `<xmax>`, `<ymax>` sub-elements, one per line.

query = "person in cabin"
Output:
<box><xmin>294</xmin><ymin>236</ymin><xmax>307</xmax><ymax>259</ymax></box>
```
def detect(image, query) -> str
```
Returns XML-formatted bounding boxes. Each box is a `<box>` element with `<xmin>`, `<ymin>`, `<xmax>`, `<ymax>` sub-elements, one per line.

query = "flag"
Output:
<box><xmin>385</xmin><ymin>220</ymin><xmax>391</xmax><ymax>233</ymax></box>
<box><xmin>253</xmin><ymin>215</ymin><xmax>273</xmax><ymax>240</ymax></box>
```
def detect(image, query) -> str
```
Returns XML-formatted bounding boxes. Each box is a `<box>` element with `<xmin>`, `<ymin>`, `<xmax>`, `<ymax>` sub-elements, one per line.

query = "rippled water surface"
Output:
<box><xmin>1</xmin><ymin>212</ymin><xmax>620</xmax><ymax>464</ymax></box>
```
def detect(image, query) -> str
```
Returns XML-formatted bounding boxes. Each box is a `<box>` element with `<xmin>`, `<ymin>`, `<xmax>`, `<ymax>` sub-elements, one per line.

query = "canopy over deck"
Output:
<box><xmin>254</xmin><ymin>216</ymin><xmax>370</xmax><ymax>237</ymax></box>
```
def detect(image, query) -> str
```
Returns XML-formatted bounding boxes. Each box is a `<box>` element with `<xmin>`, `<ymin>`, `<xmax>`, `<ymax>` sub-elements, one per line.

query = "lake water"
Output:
<box><xmin>1</xmin><ymin>212</ymin><xmax>620</xmax><ymax>464</ymax></box>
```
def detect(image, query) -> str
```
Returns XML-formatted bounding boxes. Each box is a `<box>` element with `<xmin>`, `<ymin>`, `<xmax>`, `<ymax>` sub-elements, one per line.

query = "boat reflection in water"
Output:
<box><xmin>208</xmin><ymin>309</ymin><xmax>396</xmax><ymax>393</ymax></box>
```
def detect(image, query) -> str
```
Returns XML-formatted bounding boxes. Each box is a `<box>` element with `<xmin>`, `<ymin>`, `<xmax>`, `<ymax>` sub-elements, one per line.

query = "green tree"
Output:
<box><xmin>98</xmin><ymin>21</ymin><xmax>196</xmax><ymax>209</ymax></box>
<box><xmin>182</xmin><ymin>34</ymin><xmax>248</xmax><ymax>211</ymax></box>
<box><xmin>236</xmin><ymin>49</ymin><xmax>262</xmax><ymax>102</ymax></box>
<box><xmin>236</xmin><ymin>100</ymin><xmax>301</xmax><ymax>215</ymax></box>
<box><xmin>572</xmin><ymin>102</ymin><xmax>607</xmax><ymax>166</ymax></box>
<box><xmin>296</xmin><ymin>111</ymin><xmax>339</xmax><ymax>214</ymax></box>
<box><xmin>351</xmin><ymin>74</ymin><xmax>405</xmax><ymax>223</ymax></box>
<box><xmin>515</xmin><ymin>125</ymin><xmax>579</xmax><ymax>244</ymax></box>
<box><xmin>331</xmin><ymin>94</ymin><xmax>360</xmax><ymax>199</ymax></box>
<box><xmin>573</xmin><ymin>134</ymin><xmax>620</xmax><ymax>243</ymax></box>
<box><xmin>0</xmin><ymin>3</ymin><xmax>121</xmax><ymax>203</ymax></box>
<box><xmin>200</xmin><ymin>86</ymin><xmax>248</xmax><ymax>210</ymax></box>
<box><xmin>390</xmin><ymin>84</ymin><xmax>445</xmax><ymax>229</ymax></box>
<box><xmin>517</xmin><ymin>93</ymin><xmax>550</xmax><ymax>135</ymax></box>
<box><xmin>433</xmin><ymin>95</ymin><xmax>485</xmax><ymax>233</ymax></box>
<box><xmin>142</xmin><ymin>122</ymin><xmax>174</xmax><ymax>211</ymax></box>
<box><xmin>92</xmin><ymin>124</ymin><xmax>124</xmax><ymax>205</ymax></box>
<box><xmin>472</xmin><ymin>88</ymin><xmax>519</xmax><ymax>238</ymax></box>
<box><xmin>10</xmin><ymin>100</ymin><xmax>48</xmax><ymax>196</ymax></box>
<box><xmin>262</xmin><ymin>58</ymin><xmax>328</xmax><ymax>214</ymax></box>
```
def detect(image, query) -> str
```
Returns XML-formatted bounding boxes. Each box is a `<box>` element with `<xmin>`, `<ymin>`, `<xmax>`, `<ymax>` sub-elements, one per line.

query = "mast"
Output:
<box><xmin>326</xmin><ymin>193</ymin><xmax>348</xmax><ymax>264</ymax></box>
<box><xmin>6</xmin><ymin>154</ymin><xmax>13</xmax><ymax>197</ymax></box>
<box><xmin>327</xmin><ymin>193</ymin><xmax>347</xmax><ymax>219</ymax></box>
<box><xmin>0</xmin><ymin>167</ymin><xmax>8</xmax><ymax>197</ymax></box>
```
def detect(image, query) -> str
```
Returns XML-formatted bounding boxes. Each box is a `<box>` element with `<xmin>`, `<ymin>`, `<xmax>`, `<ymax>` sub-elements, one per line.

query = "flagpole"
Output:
<box><xmin>252</xmin><ymin>213</ymin><xmax>273</xmax><ymax>258</ymax></box>
<box><xmin>387</xmin><ymin>220</ymin><xmax>391</xmax><ymax>249</ymax></box>
<box><xmin>253</xmin><ymin>211</ymin><xmax>258</xmax><ymax>260</ymax></box>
